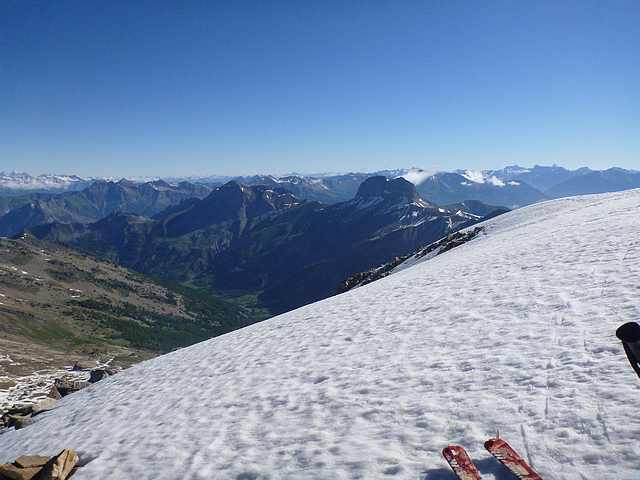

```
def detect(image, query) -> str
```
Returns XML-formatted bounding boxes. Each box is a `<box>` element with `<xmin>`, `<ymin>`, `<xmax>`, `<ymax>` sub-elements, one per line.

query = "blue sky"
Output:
<box><xmin>1</xmin><ymin>0</ymin><xmax>638</xmax><ymax>176</ymax></box>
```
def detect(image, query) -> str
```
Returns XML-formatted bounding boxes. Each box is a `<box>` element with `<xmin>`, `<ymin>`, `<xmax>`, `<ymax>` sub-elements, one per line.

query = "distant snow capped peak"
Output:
<box><xmin>397</xmin><ymin>168</ymin><xmax>434</xmax><ymax>185</ymax></box>
<box><xmin>461</xmin><ymin>170</ymin><xmax>486</xmax><ymax>184</ymax></box>
<box><xmin>460</xmin><ymin>170</ymin><xmax>506</xmax><ymax>187</ymax></box>
<box><xmin>0</xmin><ymin>171</ymin><xmax>92</xmax><ymax>191</ymax></box>
<box><xmin>102</xmin><ymin>175</ymin><xmax>160</xmax><ymax>183</ymax></box>
<box><xmin>486</xmin><ymin>175</ymin><xmax>505</xmax><ymax>187</ymax></box>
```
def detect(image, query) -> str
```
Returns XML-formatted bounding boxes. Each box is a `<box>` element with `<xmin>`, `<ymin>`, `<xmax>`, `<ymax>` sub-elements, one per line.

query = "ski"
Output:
<box><xmin>442</xmin><ymin>445</ymin><xmax>482</xmax><ymax>480</ymax></box>
<box><xmin>484</xmin><ymin>438</ymin><xmax>543</xmax><ymax>479</ymax></box>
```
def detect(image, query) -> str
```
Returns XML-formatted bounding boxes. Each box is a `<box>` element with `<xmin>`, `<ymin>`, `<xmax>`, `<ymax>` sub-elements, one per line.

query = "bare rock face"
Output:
<box><xmin>53</xmin><ymin>379</ymin><xmax>89</xmax><ymax>397</ymax></box>
<box><xmin>338</xmin><ymin>227</ymin><xmax>486</xmax><ymax>293</ymax></box>
<box><xmin>88</xmin><ymin>369</ymin><xmax>111</xmax><ymax>384</ymax></box>
<box><xmin>32</xmin><ymin>449</ymin><xmax>78</xmax><ymax>480</ymax></box>
<box><xmin>47</xmin><ymin>386</ymin><xmax>62</xmax><ymax>400</ymax></box>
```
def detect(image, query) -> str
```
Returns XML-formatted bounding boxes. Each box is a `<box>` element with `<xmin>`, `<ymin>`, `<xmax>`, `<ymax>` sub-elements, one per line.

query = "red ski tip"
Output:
<box><xmin>442</xmin><ymin>445</ymin><xmax>482</xmax><ymax>480</ymax></box>
<box><xmin>442</xmin><ymin>445</ymin><xmax>456</xmax><ymax>457</ymax></box>
<box><xmin>442</xmin><ymin>444</ymin><xmax>466</xmax><ymax>460</ymax></box>
<box><xmin>484</xmin><ymin>437</ymin><xmax>543</xmax><ymax>480</ymax></box>
<box><xmin>484</xmin><ymin>438</ymin><xmax>499</xmax><ymax>450</ymax></box>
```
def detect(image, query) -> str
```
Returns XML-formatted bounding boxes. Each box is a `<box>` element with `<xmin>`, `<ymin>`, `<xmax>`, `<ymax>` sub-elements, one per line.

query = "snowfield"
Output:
<box><xmin>2</xmin><ymin>190</ymin><xmax>640</xmax><ymax>479</ymax></box>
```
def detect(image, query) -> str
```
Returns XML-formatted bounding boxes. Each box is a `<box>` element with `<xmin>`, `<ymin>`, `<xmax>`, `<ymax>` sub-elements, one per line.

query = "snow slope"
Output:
<box><xmin>2</xmin><ymin>190</ymin><xmax>640</xmax><ymax>479</ymax></box>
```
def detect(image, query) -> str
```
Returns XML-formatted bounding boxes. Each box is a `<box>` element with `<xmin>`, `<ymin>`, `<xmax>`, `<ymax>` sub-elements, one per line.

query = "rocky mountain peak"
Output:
<box><xmin>356</xmin><ymin>176</ymin><xmax>419</xmax><ymax>203</ymax></box>
<box><xmin>147</xmin><ymin>179</ymin><xmax>172</xmax><ymax>189</ymax></box>
<box><xmin>117</xmin><ymin>178</ymin><xmax>138</xmax><ymax>187</ymax></box>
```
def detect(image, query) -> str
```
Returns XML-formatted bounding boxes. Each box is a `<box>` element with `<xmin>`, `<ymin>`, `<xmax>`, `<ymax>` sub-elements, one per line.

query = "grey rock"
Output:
<box><xmin>31</xmin><ymin>398</ymin><xmax>57</xmax><ymax>416</ymax></box>
<box><xmin>88</xmin><ymin>369</ymin><xmax>110</xmax><ymax>384</ymax></box>
<box><xmin>8</xmin><ymin>414</ymin><xmax>35</xmax><ymax>430</ymax></box>
<box><xmin>54</xmin><ymin>379</ymin><xmax>89</xmax><ymax>397</ymax></box>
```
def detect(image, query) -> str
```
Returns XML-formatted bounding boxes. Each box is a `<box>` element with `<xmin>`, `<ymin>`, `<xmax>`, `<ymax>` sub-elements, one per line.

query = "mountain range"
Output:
<box><xmin>409</xmin><ymin>165</ymin><xmax>640</xmax><ymax>208</ymax></box>
<box><xmin>2</xmin><ymin>165</ymin><xmax>638</xmax><ymax>209</ymax></box>
<box><xmin>30</xmin><ymin>177</ymin><xmax>503</xmax><ymax>314</ymax></box>
<box><xmin>1</xmin><ymin>163</ymin><xmax>637</xmax><ymax>315</ymax></box>
<box><xmin>0</xmin><ymin>172</ymin><xmax>94</xmax><ymax>195</ymax></box>
<box><xmin>0</xmin><ymin>179</ymin><xmax>212</xmax><ymax>237</ymax></box>
<box><xmin>413</xmin><ymin>171</ymin><xmax>546</xmax><ymax>208</ymax></box>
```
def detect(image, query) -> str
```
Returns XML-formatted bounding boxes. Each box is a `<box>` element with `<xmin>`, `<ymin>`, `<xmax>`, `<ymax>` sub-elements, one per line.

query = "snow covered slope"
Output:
<box><xmin>2</xmin><ymin>190</ymin><xmax>640</xmax><ymax>479</ymax></box>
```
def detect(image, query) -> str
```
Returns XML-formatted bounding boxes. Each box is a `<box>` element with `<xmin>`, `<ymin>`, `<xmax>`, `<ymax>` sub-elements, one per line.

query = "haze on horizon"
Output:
<box><xmin>1</xmin><ymin>1</ymin><xmax>638</xmax><ymax>177</ymax></box>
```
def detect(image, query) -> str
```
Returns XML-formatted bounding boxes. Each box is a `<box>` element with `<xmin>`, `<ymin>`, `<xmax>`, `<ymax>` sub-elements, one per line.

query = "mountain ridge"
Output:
<box><xmin>2</xmin><ymin>165</ymin><xmax>639</xmax><ymax>209</ymax></box>
<box><xmin>0</xmin><ymin>180</ymin><xmax>212</xmax><ymax>237</ymax></box>
<box><xmin>30</xmin><ymin>177</ymin><xmax>500</xmax><ymax>314</ymax></box>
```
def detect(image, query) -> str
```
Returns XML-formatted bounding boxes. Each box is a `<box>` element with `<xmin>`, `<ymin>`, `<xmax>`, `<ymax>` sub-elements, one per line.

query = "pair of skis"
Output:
<box><xmin>442</xmin><ymin>438</ymin><xmax>542</xmax><ymax>479</ymax></box>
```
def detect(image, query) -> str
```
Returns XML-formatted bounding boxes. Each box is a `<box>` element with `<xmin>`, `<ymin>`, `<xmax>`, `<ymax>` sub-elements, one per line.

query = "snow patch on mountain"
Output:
<box><xmin>485</xmin><ymin>175</ymin><xmax>505</xmax><ymax>187</ymax></box>
<box><xmin>398</xmin><ymin>168</ymin><xmax>434</xmax><ymax>185</ymax></box>
<box><xmin>461</xmin><ymin>169</ymin><xmax>486</xmax><ymax>184</ymax></box>
<box><xmin>0</xmin><ymin>172</ymin><xmax>167</xmax><ymax>193</ymax></box>
<box><xmin>2</xmin><ymin>191</ymin><xmax>640</xmax><ymax>479</ymax></box>
<box><xmin>0</xmin><ymin>172</ymin><xmax>90</xmax><ymax>190</ymax></box>
<box><xmin>461</xmin><ymin>170</ymin><xmax>507</xmax><ymax>187</ymax></box>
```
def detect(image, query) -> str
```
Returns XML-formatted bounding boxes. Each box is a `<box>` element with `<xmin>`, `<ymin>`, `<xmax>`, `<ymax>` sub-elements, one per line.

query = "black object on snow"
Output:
<box><xmin>616</xmin><ymin>322</ymin><xmax>640</xmax><ymax>380</ymax></box>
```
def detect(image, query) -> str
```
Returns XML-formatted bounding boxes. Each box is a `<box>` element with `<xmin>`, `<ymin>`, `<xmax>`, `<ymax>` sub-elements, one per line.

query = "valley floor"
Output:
<box><xmin>1</xmin><ymin>190</ymin><xmax>640</xmax><ymax>479</ymax></box>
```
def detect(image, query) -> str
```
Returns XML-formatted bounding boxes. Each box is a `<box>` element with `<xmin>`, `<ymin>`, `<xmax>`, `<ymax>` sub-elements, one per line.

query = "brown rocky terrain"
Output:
<box><xmin>0</xmin><ymin>234</ymin><xmax>251</xmax><ymax>412</ymax></box>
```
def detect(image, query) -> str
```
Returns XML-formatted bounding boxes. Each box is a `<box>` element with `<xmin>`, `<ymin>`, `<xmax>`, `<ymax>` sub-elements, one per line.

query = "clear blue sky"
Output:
<box><xmin>1</xmin><ymin>0</ymin><xmax>638</xmax><ymax>177</ymax></box>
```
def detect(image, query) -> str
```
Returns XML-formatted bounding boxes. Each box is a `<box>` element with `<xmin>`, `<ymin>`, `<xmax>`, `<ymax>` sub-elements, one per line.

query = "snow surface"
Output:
<box><xmin>2</xmin><ymin>190</ymin><xmax>640</xmax><ymax>479</ymax></box>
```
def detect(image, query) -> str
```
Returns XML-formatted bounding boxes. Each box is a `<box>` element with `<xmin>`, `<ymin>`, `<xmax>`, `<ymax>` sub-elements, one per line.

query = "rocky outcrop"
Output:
<box><xmin>0</xmin><ymin>450</ymin><xmax>79</xmax><ymax>480</ymax></box>
<box><xmin>33</xmin><ymin>449</ymin><xmax>78</xmax><ymax>480</ymax></box>
<box><xmin>0</xmin><ymin>462</ymin><xmax>42</xmax><ymax>480</ymax></box>
<box><xmin>31</xmin><ymin>399</ymin><xmax>57</xmax><ymax>416</ymax></box>
<box><xmin>47</xmin><ymin>387</ymin><xmax>62</xmax><ymax>401</ymax></box>
<box><xmin>14</xmin><ymin>457</ymin><xmax>50</xmax><ymax>469</ymax></box>
<box><xmin>88</xmin><ymin>367</ymin><xmax>118</xmax><ymax>384</ymax></box>
<box><xmin>1</xmin><ymin>365</ymin><xmax>120</xmax><ymax>433</ymax></box>
<box><xmin>338</xmin><ymin>227</ymin><xmax>485</xmax><ymax>293</ymax></box>
<box><xmin>71</xmin><ymin>362</ymin><xmax>94</xmax><ymax>372</ymax></box>
<box><xmin>4</xmin><ymin>414</ymin><xmax>34</xmax><ymax>431</ymax></box>
<box><xmin>53</xmin><ymin>380</ymin><xmax>89</xmax><ymax>398</ymax></box>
